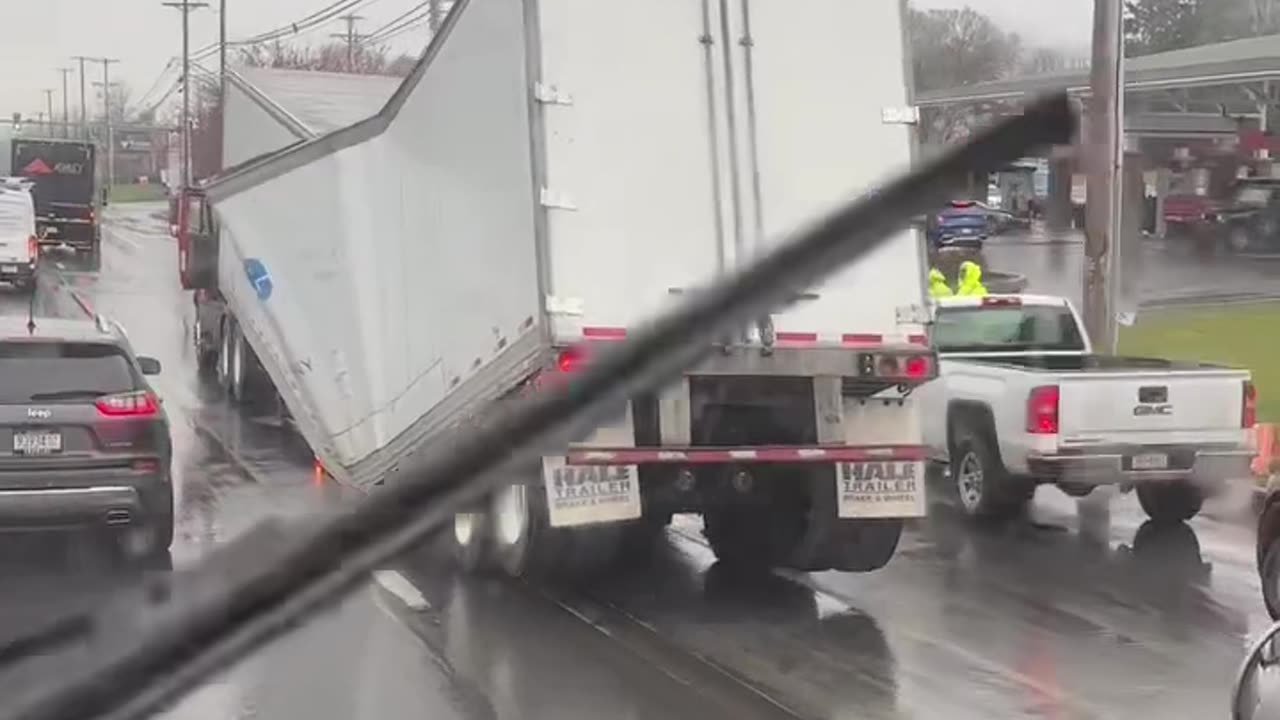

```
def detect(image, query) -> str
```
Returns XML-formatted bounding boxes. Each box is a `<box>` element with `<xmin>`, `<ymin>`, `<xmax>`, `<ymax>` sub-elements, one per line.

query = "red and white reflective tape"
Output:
<box><xmin>564</xmin><ymin>444</ymin><xmax>927</xmax><ymax>465</ymax></box>
<box><xmin>580</xmin><ymin>326</ymin><xmax>928</xmax><ymax>347</ymax></box>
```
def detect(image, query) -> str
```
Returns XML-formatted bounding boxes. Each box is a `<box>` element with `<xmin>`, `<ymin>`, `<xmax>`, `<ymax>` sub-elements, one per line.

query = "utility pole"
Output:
<box><xmin>219</xmin><ymin>0</ymin><xmax>227</xmax><ymax>171</ymax></box>
<box><xmin>1082</xmin><ymin>0</ymin><xmax>1125</xmax><ymax>351</ymax></box>
<box><xmin>91</xmin><ymin>59</ymin><xmax>121</xmax><ymax>194</ymax></box>
<box><xmin>43</xmin><ymin>90</ymin><xmax>54</xmax><ymax>135</ymax></box>
<box><xmin>57</xmin><ymin>68</ymin><xmax>74</xmax><ymax>138</ymax></box>
<box><xmin>72</xmin><ymin>56</ymin><xmax>90</xmax><ymax>140</ymax></box>
<box><xmin>332</xmin><ymin>14</ymin><xmax>365</xmax><ymax>72</ymax></box>
<box><xmin>163</xmin><ymin>0</ymin><xmax>209</xmax><ymax>187</ymax></box>
<box><xmin>427</xmin><ymin>0</ymin><xmax>443</xmax><ymax>34</ymax></box>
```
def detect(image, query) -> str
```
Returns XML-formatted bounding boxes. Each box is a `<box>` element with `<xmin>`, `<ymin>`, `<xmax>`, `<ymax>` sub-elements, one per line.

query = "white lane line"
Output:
<box><xmin>372</xmin><ymin>569</ymin><xmax>430</xmax><ymax>611</ymax></box>
<box><xmin>105</xmin><ymin>225</ymin><xmax>142</xmax><ymax>252</ymax></box>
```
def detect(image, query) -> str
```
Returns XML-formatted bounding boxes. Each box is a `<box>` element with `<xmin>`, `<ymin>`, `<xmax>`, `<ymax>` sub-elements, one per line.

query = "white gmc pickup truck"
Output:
<box><xmin>921</xmin><ymin>294</ymin><xmax>1255</xmax><ymax>523</ymax></box>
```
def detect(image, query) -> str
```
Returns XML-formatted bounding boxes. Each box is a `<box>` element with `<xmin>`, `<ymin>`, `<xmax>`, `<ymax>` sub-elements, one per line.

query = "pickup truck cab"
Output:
<box><xmin>922</xmin><ymin>294</ymin><xmax>1255</xmax><ymax>523</ymax></box>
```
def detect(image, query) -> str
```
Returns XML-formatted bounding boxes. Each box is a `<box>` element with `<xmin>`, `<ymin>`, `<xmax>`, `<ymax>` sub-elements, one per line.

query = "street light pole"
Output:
<box><xmin>163</xmin><ymin>0</ymin><xmax>209</xmax><ymax>187</ymax></box>
<box><xmin>1082</xmin><ymin>0</ymin><xmax>1125</xmax><ymax>351</ymax></box>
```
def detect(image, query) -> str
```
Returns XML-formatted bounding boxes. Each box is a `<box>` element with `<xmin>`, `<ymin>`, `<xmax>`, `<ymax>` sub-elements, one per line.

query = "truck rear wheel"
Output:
<box><xmin>452</xmin><ymin>501</ymin><xmax>495</xmax><ymax>574</ymax></box>
<box><xmin>489</xmin><ymin>481</ymin><xmax>620</xmax><ymax>581</ymax></box>
<box><xmin>784</xmin><ymin>467</ymin><xmax>903</xmax><ymax>573</ymax></box>
<box><xmin>1136</xmin><ymin>481</ymin><xmax>1203</xmax><ymax>524</ymax></box>
<box><xmin>949</xmin><ymin>423</ymin><xmax>1033</xmax><ymax>522</ymax></box>
<box><xmin>703</xmin><ymin>507</ymin><xmax>801</xmax><ymax>573</ymax></box>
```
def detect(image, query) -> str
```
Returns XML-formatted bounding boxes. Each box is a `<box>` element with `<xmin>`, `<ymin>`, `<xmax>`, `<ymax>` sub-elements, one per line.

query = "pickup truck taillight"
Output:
<box><xmin>1244</xmin><ymin>381</ymin><xmax>1258</xmax><ymax>428</ymax></box>
<box><xmin>1026</xmin><ymin>385</ymin><xmax>1059</xmax><ymax>434</ymax></box>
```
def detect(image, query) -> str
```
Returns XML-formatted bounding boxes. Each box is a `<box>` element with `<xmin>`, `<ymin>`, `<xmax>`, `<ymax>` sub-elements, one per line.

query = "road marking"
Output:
<box><xmin>372</xmin><ymin>569</ymin><xmax>430</xmax><ymax>611</ymax></box>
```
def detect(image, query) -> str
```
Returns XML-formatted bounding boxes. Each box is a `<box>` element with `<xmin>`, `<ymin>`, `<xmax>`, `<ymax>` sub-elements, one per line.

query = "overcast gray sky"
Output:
<box><xmin>0</xmin><ymin>0</ymin><xmax>1092</xmax><ymax>119</ymax></box>
<box><xmin>0</xmin><ymin>0</ymin><xmax>432</xmax><ymax>120</ymax></box>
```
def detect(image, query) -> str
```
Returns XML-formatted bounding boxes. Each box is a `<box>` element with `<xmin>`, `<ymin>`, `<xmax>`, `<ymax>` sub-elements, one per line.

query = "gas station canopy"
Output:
<box><xmin>915</xmin><ymin>33</ymin><xmax>1280</xmax><ymax>107</ymax></box>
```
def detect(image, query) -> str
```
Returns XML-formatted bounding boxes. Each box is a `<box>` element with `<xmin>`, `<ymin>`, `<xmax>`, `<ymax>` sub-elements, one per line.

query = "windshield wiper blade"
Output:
<box><xmin>0</xmin><ymin>94</ymin><xmax>1075</xmax><ymax>720</ymax></box>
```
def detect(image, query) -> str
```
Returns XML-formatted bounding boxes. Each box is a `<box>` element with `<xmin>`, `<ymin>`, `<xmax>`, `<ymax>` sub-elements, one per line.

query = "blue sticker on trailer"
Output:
<box><xmin>243</xmin><ymin>258</ymin><xmax>272</xmax><ymax>301</ymax></box>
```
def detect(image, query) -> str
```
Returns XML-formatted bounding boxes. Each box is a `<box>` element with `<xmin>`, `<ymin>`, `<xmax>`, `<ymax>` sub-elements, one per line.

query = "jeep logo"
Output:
<box><xmin>1133</xmin><ymin>404</ymin><xmax>1173</xmax><ymax>416</ymax></box>
<box><xmin>26</xmin><ymin>407</ymin><xmax>50</xmax><ymax>419</ymax></box>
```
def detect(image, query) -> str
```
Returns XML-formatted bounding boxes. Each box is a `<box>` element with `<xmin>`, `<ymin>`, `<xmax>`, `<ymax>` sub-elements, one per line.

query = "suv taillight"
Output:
<box><xmin>1244</xmin><ymin>381</ymin><xmax>1258</xmax><ymax>428</ymax></box>
<box><xmin>95</xmin><ymin>391</ymin><xmax>159</xmax><ymax>417</ymax></box>
<box><xmin>1026</xmin><ymin>385</ymin><xmax>1060</xmax><ymax>434</ymax></box>
<box><xmin>27</xmin><ymin>235</ymin><xmax>37</xmax><ymax>262</ymax></box>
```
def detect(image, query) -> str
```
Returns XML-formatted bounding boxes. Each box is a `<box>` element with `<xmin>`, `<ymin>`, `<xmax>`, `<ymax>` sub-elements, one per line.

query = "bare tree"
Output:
<box><xmin>236</xmin><ymin>40</ymin><xmax>413</xmax><ymax>76</ymax></box>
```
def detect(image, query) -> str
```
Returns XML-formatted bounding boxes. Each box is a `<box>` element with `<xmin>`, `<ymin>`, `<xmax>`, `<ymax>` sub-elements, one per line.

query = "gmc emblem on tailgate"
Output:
<box><xmin>1134</xmin><ymin>404</ymin><xmax>1173</xmax><ymax>416</ymax></box>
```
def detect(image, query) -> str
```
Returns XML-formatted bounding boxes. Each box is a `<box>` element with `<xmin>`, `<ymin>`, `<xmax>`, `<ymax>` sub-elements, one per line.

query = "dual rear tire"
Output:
<box><xmin>453</xmin><ymin>466</ymin><xmax>905</xmax><ymax>581</ymax></box>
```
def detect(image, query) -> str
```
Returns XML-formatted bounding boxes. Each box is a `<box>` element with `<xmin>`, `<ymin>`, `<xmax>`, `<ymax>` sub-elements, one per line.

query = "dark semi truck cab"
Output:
<box><xmin>10</xmin><ymin>138</ymin><xmax>101</xmax><ymax>266</ymax></box>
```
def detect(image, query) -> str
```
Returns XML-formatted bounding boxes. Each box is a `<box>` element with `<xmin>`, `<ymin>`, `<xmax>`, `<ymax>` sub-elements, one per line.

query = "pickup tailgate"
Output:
<box><xmin>1057</xmin><ymin>370</ymin><xmax>1249</xmax><ymax>444</ymax></box>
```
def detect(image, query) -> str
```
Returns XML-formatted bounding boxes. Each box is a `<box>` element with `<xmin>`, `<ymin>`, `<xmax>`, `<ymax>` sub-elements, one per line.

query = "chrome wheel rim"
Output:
<box><xmin>493</xmin><ymin>485</ymin><xmax>528</xmax><ymax>548</ymax></box>
<box><xmin>957</xmin><ymin>452</ymin><xmax>984</xmax><ymax>512</ymax></box>
<box><xmin>454</xmin><ymin>512</ymin><xmax>478</xmax><ymax>547</ymax></box>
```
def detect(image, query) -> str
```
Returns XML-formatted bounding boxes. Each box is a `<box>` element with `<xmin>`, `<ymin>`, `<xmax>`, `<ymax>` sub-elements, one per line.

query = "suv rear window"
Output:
<box><xmin>0</xmin><ymin>342</ymin><xmax>137</xmax><ymax>403</ymax></box>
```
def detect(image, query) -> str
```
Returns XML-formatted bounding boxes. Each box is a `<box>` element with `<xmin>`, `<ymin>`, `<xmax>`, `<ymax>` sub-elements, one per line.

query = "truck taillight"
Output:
<box><xmin>903</xmin><ymin>354</ymin><xmax>933</xmax><ymax>379</ymax></box>
<box><xmin>1244</xmin><ymin>381</ymin><xmax>1257</xmax><ymax>428</ymax></box>
<box><xmin>981</xmin><ymin>296</ymin><xmax>1021</xmax><ymax>307</ymax></box>
<box><xmin>1026</xmin><ymin>385</ymin><xmax>1059</xmax><ymax>434</ymax></box>
<box><xmin>861</xmin><ymin>352</ymin><xmax>935</xmax><ymax>380</ymax></box>
<box><xmin>556</xmin><ymin>345</ymin><xmax>587</xmax><ymax>374</ymax></box>
<box><xmin>27</xmin><ymin>235</ymin><xmax>37</xmax><ymax>261</ymax></box>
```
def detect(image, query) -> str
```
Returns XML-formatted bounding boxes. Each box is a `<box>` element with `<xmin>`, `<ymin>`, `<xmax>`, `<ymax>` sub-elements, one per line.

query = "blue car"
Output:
<box><xmin>927</xmin><ymin>201</ymin><xmax>989</xmax><ymax>249</ymax></box>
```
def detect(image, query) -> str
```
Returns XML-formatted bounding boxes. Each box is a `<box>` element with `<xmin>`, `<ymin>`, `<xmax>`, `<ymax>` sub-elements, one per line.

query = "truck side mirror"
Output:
<box><xmin>137</xmin><ymin>356</ymin><xmax>162</xmax><ymax>375</ymax></box>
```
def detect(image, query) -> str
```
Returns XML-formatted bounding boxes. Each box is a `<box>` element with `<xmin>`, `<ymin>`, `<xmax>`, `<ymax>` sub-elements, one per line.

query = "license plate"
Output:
<box><xmin>1</xmin><ymin>265</ymin><xmax>18</xmax><ymax>273</ymax></box>
<box><xmin>1131</xmin><ymin>452</ymin><xmax>1168</xmax><ymax>470</ymax></box>
<box><xmin>837</xmin><ymin>460</ymin><xmax>927</xmax><ymax>519</ymax></box>
<box><xmin>13</xmin><ymin>430</ymin><xmax>63</xmax><ymax>455</ymax></box>
<box><xmin>541</xmin><ymin>457</ymin><xmax>642</xmax><ymax>528</ymax></box>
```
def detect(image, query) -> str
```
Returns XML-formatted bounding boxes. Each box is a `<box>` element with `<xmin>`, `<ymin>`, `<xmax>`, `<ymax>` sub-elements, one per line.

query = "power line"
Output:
<box><xmin>191</xmin><ymin>0</ymin><xmax>370</xmax><ymax>60</ymax></box>
<box><xmin>362</xmin><ymin>6</ymin><xmax>433</xmax><ymax>46</ymax></box>
<box><xmin>362</xmin><ymin>0</ymin><xmax>429</xmax><ymax>42</ymax></box>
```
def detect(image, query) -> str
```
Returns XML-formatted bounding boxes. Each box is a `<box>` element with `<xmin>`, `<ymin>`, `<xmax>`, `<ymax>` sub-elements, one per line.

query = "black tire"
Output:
<box><xmin>1136</xmin><ymin>481</ymin><xmax>1203</xmax><ymax>524</ymax></box>
<box><xmin>451</xmin><ymin>501</ymin><xmax>495</xmax><ymax>574</ymax></box>
<box><xmin>703</xmin><ymin>507</ymin><xmax>800</xmax><ymax>574</ymax></box>
<box><xmin>949</xmin><ymin>420</ymin><xmax>1033</xmax><ymax>521</ymax></box>
<box><xmin>489</xmin><ymin>481</ymin><xmax>620</xmax><ymax>582</ymax></box>
<box><xmin>783</xmin><ymin>466</ymin><xmax>903</xmax><ymax>573</ymax></box>
<box><xmin>830</xmin><ymin>519</ymin><xmax>904</xmax><ymax>572</ymax></box>
<box><xmin>1261</xmin><ymin>535</ymin><xmax>1280</xmax><ymax>621</ymax></box>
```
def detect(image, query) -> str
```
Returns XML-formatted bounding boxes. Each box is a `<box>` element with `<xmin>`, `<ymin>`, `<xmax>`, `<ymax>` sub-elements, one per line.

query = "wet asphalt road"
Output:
<box><xmin>0</xmin><ymin>204</ymin><xmax>1273</xmax><ymax>719</ymax></box>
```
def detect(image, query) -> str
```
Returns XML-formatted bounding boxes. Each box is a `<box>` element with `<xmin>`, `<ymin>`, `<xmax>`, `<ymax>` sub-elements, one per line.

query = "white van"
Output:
<box><xmin>0</xmin><ymin>177</ymin><xmax>39</xmax><ymax>292</ymax></box>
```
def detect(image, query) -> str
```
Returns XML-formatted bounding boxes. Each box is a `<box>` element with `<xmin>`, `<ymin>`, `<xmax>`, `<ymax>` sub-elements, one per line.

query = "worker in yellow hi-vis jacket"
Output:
<box><xmin>956</xmin><ymin>260</ymin><xmax>988</xmax><ymax>297</ymax></box>
<box><xmin>928</xmin><ymin>268</ymin><xmax>953</xmax><ymax>298</ymax></box>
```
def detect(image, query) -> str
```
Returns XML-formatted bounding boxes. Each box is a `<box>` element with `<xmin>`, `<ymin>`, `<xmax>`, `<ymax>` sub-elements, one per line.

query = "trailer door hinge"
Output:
<box><xmin>534</xmin><ymin>82</ymin><xmax>574</xmax><ymax>105</ymax></box>
<box><xmin>540</xmin><ymin>187</ymin><xmax>578</xmax><ymax>211</ymax></box>
<box><xmin>896</xmin><ymin>303</ymin><xmax>932</xmax><ymax>325</ymax></box>
<box><xmin>881</xmin><ymin>106</ymin><xmax>920</xmax><ymax>125</ymax></box>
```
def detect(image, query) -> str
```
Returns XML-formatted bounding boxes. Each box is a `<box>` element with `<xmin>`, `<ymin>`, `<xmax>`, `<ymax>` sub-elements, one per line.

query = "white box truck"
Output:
<box><xmin>174</xmin><ymin>0</ymin><xmax>937</xmax><ymax>578</ymax></box>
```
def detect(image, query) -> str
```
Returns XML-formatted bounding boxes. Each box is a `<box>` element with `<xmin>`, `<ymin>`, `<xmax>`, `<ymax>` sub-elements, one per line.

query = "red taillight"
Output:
<box><xmin>95</xmin><ymin>391</ymin><xmax>159</xmax><ymax>417</ymax></box>
<box><xmin>1244</xmin><ymin>381</ymin><xmax>1257</xmax><ymax>428</ymax></box>
<box><xmin>981</xmin><ymin>296</ymin><xmax>1021</xmax><ymax>307</ymax></box>
<box><xmin>1026</xmin><ymin>385</ymin><xmax>1060</xmax><ymax>434</ymax></box>
<box><xmin>27</xmin><ymin>234</ymin><xmax>37</xmax><ymax>261</ymax></box>
<box><xmin>556</xmin><ymin>345</ymin><xmax>587</xmax><ymax>374</ymax></box>
<box><xmin>903</xmin><ymin>354</ymin><xmax>931</xmax><ymax>378</ymax></box>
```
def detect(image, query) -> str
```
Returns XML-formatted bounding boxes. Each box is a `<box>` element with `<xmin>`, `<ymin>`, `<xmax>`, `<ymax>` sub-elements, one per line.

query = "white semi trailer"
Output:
<box><xmin>175</xmin><ymin>0</ymin><xmax>937</xmax><ymax>578</ymax></box>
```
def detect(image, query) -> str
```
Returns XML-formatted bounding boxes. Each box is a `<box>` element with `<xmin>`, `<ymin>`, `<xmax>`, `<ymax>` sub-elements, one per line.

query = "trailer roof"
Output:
<box><xmin>233</xmin><ymin>66</ymin><xmax>402</xmax><ymax>135</ymax></box>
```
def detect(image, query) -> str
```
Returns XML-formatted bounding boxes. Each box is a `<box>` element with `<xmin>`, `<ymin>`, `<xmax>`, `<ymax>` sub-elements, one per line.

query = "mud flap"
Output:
<box><xmin>836</xmin><ymin>460</ymin><xmax>927</xmax><ymax>519</ymax></box>
<box><xmin>541</xmin><ymin>456</ymin><xmax>642</xmax><ymax>528</ymax></box>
